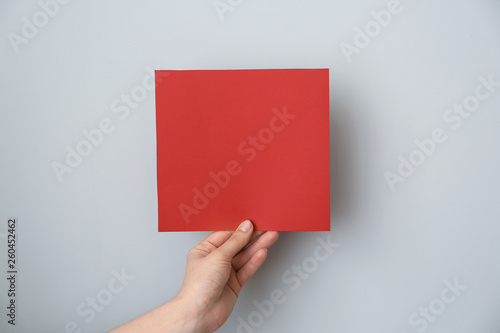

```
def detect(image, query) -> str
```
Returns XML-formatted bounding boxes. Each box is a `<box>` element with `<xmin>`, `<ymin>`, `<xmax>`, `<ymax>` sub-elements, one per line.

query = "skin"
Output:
<box><xmin>110</xmin><ymin>220</ymin><xmax>279</xmax><ymax>333</ymax></box>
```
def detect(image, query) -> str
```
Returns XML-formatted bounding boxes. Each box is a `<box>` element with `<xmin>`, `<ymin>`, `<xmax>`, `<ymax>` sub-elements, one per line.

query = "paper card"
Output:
<box><xmin>156</xmin><ymin>69</ymin><xmax>330</xmax><ymax>231</ymax></box>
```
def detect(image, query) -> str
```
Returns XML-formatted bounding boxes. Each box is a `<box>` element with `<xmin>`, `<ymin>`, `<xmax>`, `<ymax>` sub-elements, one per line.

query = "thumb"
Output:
<box><xmin>215</xmin><ymin>220</ymin><xmax>254</xmax><ymax>259</ymax></box>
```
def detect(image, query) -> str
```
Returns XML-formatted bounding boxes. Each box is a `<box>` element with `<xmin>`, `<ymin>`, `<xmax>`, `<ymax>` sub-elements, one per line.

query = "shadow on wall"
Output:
<box><xmin>330</xmin><ymin>100</ymin><xmax>357</xmax><ymax>229</ymax></box>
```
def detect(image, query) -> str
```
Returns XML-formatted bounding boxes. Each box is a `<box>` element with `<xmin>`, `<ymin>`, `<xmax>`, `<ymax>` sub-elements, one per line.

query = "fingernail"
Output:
<box><xmin>239</xmin><ymin>220</ymin><xmax>252</xmax><ymax>232</ymax></box>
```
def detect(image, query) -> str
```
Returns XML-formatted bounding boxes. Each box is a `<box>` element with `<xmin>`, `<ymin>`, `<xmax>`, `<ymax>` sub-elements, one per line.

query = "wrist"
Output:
<box><xmin>166</xmin><ymin>295</ymin><xmax>209</xmax><ymax>333</ymax></box>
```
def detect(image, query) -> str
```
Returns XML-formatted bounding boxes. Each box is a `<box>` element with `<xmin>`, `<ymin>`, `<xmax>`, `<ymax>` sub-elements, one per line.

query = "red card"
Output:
<box><xmin>155</xmin><ymin>69</ymin><xmax>330</xmax><ymax>231</ymax></box>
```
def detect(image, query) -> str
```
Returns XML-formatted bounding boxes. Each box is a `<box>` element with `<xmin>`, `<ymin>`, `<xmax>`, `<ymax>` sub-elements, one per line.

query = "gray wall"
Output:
<box><xmin>1</xmin><ymin>0</ymin><xmax>500</xmax><ymax>332</ymax></box>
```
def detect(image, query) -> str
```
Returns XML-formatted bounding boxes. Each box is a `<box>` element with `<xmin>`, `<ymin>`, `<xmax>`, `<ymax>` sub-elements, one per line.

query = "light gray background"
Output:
<box><xmin>1</xmin><ymin>0</ymin><xmax>500</xmax><ymax>332</ymax></box>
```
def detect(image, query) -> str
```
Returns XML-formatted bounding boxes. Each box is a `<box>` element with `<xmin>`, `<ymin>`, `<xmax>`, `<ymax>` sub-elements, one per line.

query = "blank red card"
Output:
<box><xmin>155</xmin><ymin>69</ymin><xmax>330</xmax><ymax>231</ymax></box>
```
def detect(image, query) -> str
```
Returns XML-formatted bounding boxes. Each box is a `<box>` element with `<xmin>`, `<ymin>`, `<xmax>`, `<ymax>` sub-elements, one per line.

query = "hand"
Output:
<box><xmin>110</xmin><ymin>220</ymin><xmax>279</xmax><ymax>333</ymax></box>
<box><xmin>177</xmin><ymin>220</ymin><xmax>279</xmax><ymax>332</ymax></box>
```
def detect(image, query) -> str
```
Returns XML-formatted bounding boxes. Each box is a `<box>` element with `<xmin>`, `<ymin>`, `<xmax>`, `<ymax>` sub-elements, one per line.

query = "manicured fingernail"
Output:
<box><xmin>239</xmin><ymin>220</ymin><xmax>252</xmax><ymax>232</ymax></box>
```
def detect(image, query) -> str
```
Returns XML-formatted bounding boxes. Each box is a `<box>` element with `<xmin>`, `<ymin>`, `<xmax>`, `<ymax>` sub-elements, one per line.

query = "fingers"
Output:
<box><xmin>236</xmin><ymin>248</ymin><xmax>268</xmax><ymax>287</ymax></box>
<box><xmin>200</xmin><ymin>230</ymin><xmax>263</xmax><ymax>250</ymax></box>
<box><xmin>232</xmin><ymin>231</ymin><xmax>279</xmax><ymax>271</ymax></box>
<box><xmin>247</xmin><ymin>231</ymin><xmax>265</xmax><ymax>247</ymax></box>
<box><xmin>189</xmin><ymin>231</ymin><xmax>233</xmax><ymax>258</ymax></box>
<box><xmin>193</xmin><ymin>223</ymin><xmax>265</xmax><ymax>258</ymax></box>
<box><xmin>203</xmin><ymin>231</ymin><xmax>234</xmax><ymax>248</ymax></box>
<box><xmin>215</xmin><ymin>220</ymin><xmax>254</xmax><ymax>259</ymax></box>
